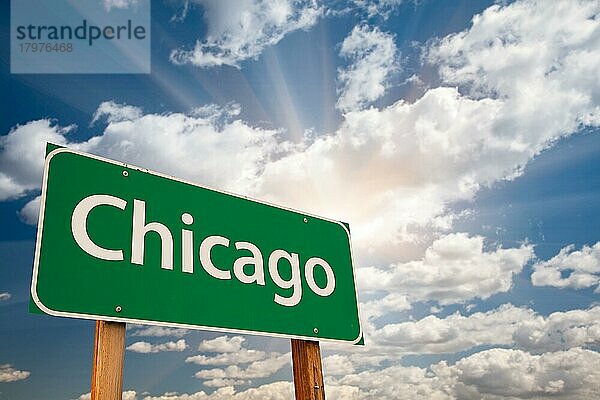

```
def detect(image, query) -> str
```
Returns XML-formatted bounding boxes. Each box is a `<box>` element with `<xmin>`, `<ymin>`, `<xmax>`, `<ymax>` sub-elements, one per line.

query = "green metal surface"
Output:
<box><xmin>32</xmin><ymin>147</ymin><xmax>362</xmax><ymax>343</ymax></box>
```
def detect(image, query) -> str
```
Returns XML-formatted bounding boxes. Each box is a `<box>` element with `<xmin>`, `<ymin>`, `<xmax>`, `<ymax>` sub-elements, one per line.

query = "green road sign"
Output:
<box><xmin>31</xmin><ymin>146</ymin><xmax>362</xmax><ymax>344</ymax></box>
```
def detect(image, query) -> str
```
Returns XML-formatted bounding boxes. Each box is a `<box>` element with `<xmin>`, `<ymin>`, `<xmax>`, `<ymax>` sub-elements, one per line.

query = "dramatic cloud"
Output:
<box><xmin>0</xmin><ymin>292</ymin><xmax>11</xmax><ymax>301</ymax></box>
<box><xmin>256</xmin><ymin>0</ymin><xmax>600</xmax><ymax>255</ymax></box>
<box><xmin>532</xmin><ymin>242</ymin><xmax>600</xmax><ymax>291</ymax></box>
<box><xmin>3</xmin><ymin>2</ymin><xmax>600</xmax><ymax>399</ymax></box>
<box><xmin>128</xmin><ymin>325</ymin><xmax>191</xmax><ymax>338</ymax></box>
<box><xmin>0</xmin><ymin>364</ymin><xmax>30</xmax><ymax>382</ymax></box>
<box><xmin>170</xmin><ymin>0</ymin><xmax>321</xmax><ymax>68</ymax></box>
<box><xmin>337</xmin><ymin>25</ymin><xmax>398</xmax><ymax>112</ymax></box>
<box><xmin>2</xmin><ymin>1</ymin><xmax>598</xmax><ymax>256</ymax></box>
<box><xmin>197</xmin><ymin>336</ymin><xmax>246</xmax><ymax>353</ymax></box>
<box><xmin>358</xmin><ymin>233</ymin><xmax>534</xmax><ymax>305</ymax></box>
<box><xmin>6</xmin><ymin>0</ymin><xmax>600</xmax><ymax>263</ymax></box>
<box><xmin>126</xmin><ymin>339</ymin><xmax>188</xmax><ymax>353</ymax></box>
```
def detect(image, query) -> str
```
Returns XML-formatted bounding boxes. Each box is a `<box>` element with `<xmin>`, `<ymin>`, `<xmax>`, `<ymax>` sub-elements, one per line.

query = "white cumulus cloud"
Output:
<box><xmin>371</xmin><ymin>304</ymin><xmax>600</xmax><ymax>355</ymax></box>
<box><xmin>102</xmin><ymin>0</ymin><xmax>139</xmax><ymax>12</ymax></box>
<box><xmin>77</xmin><ymin>390</ymin><xmax>137</xmax><ymax>400</ymax></box>
<box><xmin>532</xmin><ymin>242</ymin><xmax>600</xmax><ymax>291</ymax></box>
<box><xmin>337</xmin><ymin>25</ymin><xmax>399</xmax><ymax>112</ymax></box>
<box><xmin>0</xmin><ymin>102</ymin><xmax>281</xmax><ymax>225</ymax></box>
<box><xmin>203</xmin><ymin>378</ymin><xmax>248</xmax><ymax>388</ymax></box>
<box><xmin>142</xmin><ymin>381</ymin><xmax>293</xmax><ymax>400</ymax></box>
<box><xmin>187</xmin><ymin>336</ymin><xmax>289</xmax><ymax>387</ymax></box>
<box><xmin>372</xmin><ymin>303</ymin><xmax>534</xmax><ymax>354</ymax></box>
<box><xmin>194</xmin><ymin>353</ymin><xmax>290</xmax><ymax>385</ymax></box>
<box><xmin>360</xmin><ymin>293</ymin><xmax>411</xmax><ymax>324</ymax></box>
<box><xmin>17</xmin><ymin>195</ymin><xmax>41</xmax><ymax>225</ymax></box>
<box><xmin>324</xmin><ymin>303</ymin><xmax>600</xmax><ymax>375</ymax></box>
<box><xmin>330</xmin><ymin>363</ymin><xmax>453</xmax><ymax>400</ymax></box>
<box><xmin>250</xmin><ymin>0</ymin><xmax>600</xmax><ymax>255</ymax></box>
<box><xmin>170</xmin><ymin>0</ymin><xmax>321</xmax><ymax>68</ymax></box>
<box><xmin>0</xmin><ymin>120</ymin><xmax>70</xmax><ymax>201</ymax></box>
<box><xmin>92</xmin><ymin>101</ymin><xmax>143</xmax><ymax>124</ymax></box>
<box><xmin>197</xmin><ymin>336</ymin><xmax>246</xmax><ymax>353</ymax></box>
<box><xmin>128</xmin><ymin>325</ymin><xmax>191</xmax><ymax>338</ymax></box>
<box><xmin>358</xmin><ymin>233</ymin><xmax>534</xmax><ymax>305</ymax></box>
<box><xmin>427</xmin><ymin>0</ymin><xmax>600</xmax><ymax>128</ymax></box>
<box><xmin>351</xmin><ymin>0</ymin><xmax>403</xmax><ymax>19</ymax></box>
<box><xmin>327</xmin><ymin>347</ymin><xmax>600</xmax><ymax>400</ymax></box>
<box><xmin>441</xmin><ymin>347</ymin><xmax>600</xmax><ymax>399</ymax></box>
<box><xmin>126</xmin><ymin>339</ymin><xmax>188</xmax><ymax>353</ymax></box>
<box><xmin>6</xmin><ymin>0</ymin><xmax>600</xmax><ymax>260</ymax></box>
<box><xmin>186</xmin><ymin>349</ymin><xmax>268</xmax><ymax>366</ymax></box>
<box><xmin>322</xmin><ymin>354</ymin><xmax>356</xmax><ymax>376</ymax></box>
<box><xmin>2</xmin><ymin>0</ymin><xmax>598</xmax><ymax>263</ymax></box>
<box><xmin>0</xmin><ymin>364</ymin><xmax>30</xmax><ymax>382</ymax></box>
<box><xmin>2</xmin><ymin>0</ymin><xmax>599</xmax><ymax>398</ymax></box>
<box><xmin>512</xmin><ymin>306</ymin><xmax>600</xmax><ymax>353</ymax></box>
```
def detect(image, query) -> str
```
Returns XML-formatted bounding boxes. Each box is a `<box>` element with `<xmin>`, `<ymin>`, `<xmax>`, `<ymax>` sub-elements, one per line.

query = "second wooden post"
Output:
<box><xmin>291</xmin><ymin>339</ymin><xmax>325</xmax><ymax>400</ymax></box>
<box><xmin>91</xmin><ymin>321</ymin><xmax>126</xmax><ymax>400</ymax></box>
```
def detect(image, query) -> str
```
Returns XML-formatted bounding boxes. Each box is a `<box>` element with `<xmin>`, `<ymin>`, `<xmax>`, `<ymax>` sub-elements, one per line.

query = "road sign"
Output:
<box><xmin>31</xmin><ymin>146</ymin><xmax>362</xmax><ymax>344</ymax></box>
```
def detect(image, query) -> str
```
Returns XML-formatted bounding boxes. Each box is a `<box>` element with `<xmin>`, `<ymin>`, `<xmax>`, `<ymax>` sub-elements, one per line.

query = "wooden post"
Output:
<box><xmin>291</xmin><ymin>339</ymin><xmax>325</xmax><ymax>400</ymax></box>
<box><xmin>91</xmin><ymin>321</ymin><xmax>126</xmax><ymax>400</ymax></box>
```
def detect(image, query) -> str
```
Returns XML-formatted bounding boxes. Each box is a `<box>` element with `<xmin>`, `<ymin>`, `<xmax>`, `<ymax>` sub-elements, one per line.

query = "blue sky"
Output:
<box><xmin>1</xmin><ymin>0</ymin><xmax>600</xmax><ymax>399</ymax></box>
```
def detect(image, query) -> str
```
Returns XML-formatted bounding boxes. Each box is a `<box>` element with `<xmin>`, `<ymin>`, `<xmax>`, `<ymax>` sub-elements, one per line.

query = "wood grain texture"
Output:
<box><xmin>291</xmin><ymin>339</ymin><xmax>325</xmax><ymax>400</ymax></box>
<box><xmin>91</xmin><ymin>321</ymin><xmax>126</xmax><ymax>400</ymax></box>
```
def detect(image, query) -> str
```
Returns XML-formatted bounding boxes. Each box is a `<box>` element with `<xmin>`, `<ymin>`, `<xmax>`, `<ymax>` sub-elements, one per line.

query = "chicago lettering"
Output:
<box><xmin>71</xmin><ymin>194</ymin><xmax>336</xmax><ymax>307</ymax></box>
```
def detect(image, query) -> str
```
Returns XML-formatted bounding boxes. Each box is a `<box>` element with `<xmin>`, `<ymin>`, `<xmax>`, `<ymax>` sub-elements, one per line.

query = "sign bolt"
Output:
<box><xmin>122</xmin><ymin>170</ymin><xmax>129</xmax><ymax>177</ymax></box>
<box><xmin>313</xmin><ymin>327</ymin><xmax>318</xmax><ymax>334</ymax></box>
<box><xmin>303</xmin><ymin>217</ymin><xmax>308</xmax><ymax>223</ymax></box>
<box><xmin>115</xmin><ymin>305</ymin><xmax>122</xmax><ymax>313</ymax></box>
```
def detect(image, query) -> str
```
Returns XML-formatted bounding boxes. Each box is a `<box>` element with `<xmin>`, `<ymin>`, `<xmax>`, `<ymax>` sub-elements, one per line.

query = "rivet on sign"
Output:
<box><xmin>303</xmin><ymin>217</ymin><xmax>308</xmax><ymax>223</ymax></box>
<box><xmin>122</xmin><ymin>170</ymin><xmax>129</xmax><ymax>177</ymax></box>
<box><xmin>115</xmin><ymin>305</ymin><xmax>122</xmax><ymax>313</ymax></box>
<box><xmin>313</xmin><ymin>327</ymin><xmax>319</xmax><ymax>334</ymax></box>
